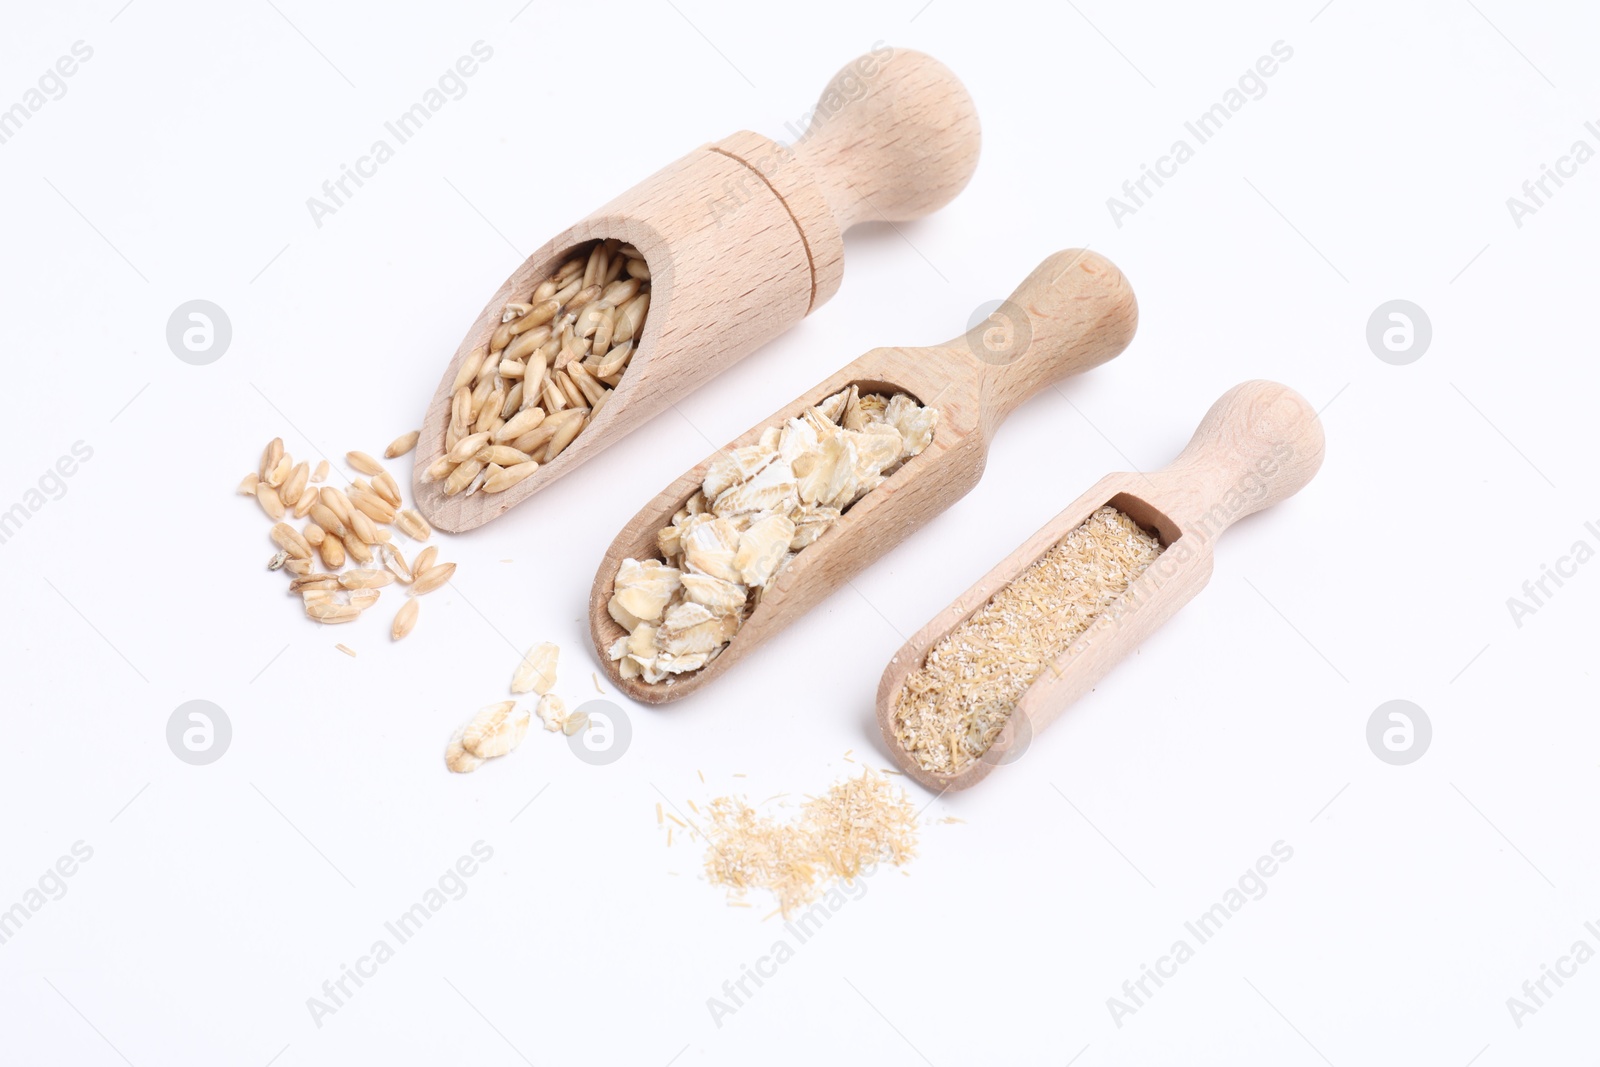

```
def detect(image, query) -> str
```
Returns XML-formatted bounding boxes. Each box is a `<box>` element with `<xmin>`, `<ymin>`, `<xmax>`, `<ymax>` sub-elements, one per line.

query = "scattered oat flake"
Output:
<box><xmin>511</xmin><ymin>641</ymin><xmax>559</xmax><ymax>695</ymax></box>
<box><xmin>462</xmin><ymin>701</ymin><xmax>528</xmax><ymax>758</ymax></box>
<box><xmin>667</xmin><ymin>813</ymin><xmax>687</xmax><ymax>828</ymax></box>
<box><xmin>697</xmin><ymin>769</ymin><xmax>705</xmax><ymax>784</ymax></box>
<box><xmin>535</xmin><ymin>693</ymin><xmax>566</xmax><ymax>732</ymax></box>
<box><xmin>656</xmin><ymin>802</ymin><xmax>663</xmax><ymax>826</ymax></box>
<box><xmin>336</xmin><ymin>644</ymin><xmax>356</xmax><ymax>657</ymax></box>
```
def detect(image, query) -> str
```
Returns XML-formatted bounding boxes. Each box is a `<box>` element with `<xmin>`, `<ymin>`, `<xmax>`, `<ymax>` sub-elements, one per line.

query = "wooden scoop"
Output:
<box><xmin>414</xmin><ymin>48</ymin><xmax>981</xmax><ymax>532</ymax></box>
<box><xmin>590</xmin><ymin>249</ymin><xmax>1138</xmax><ymax>703</ymax></box>
<box><xmin>875</xmin><ymin>380</ymin><xmax>1326</xmax><ymax>792</ymax></box>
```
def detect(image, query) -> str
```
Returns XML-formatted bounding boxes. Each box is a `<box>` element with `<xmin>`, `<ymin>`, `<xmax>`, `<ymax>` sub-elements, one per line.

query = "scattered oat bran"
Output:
<box><xmin>693</xmin><ymin>768</ymin><xmax>919</xmax><ymax>917</ymax></box>
<box><xmin>335</xmin><ymin>644</ymin><xmax>356</xmax><ymax>658</ymax></box>
<box><xmin>891</xmin><ymin>506</ymin><xmax>1163</xmax><ymax>776</ymax></box>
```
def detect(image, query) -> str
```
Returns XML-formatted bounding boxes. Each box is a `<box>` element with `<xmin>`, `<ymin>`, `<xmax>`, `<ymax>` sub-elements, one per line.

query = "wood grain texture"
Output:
<box><xmin>790</xmin><ymin>47</ymin><xmax>984</xmax><ymax>230</ymax></box>
<box><xmin>413</xmin><ymin>48</ymin><xmax>981</xmax><ymax>533</ymax></box>
<box><xmin>590</xmin><ymin>250</ymin><xmax>1138</xmax><ymax>704</ymax></box>
<box><xmin>875</xmin><ymin>380</ymin><xmax>1327</xmax><ymax>792</ymax></box>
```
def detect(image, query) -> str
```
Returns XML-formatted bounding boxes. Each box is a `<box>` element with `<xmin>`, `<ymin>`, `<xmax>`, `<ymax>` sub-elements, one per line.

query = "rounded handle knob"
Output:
<box><xmin>791</xmin><ymin>47</ymin><xmax>981</xmax><ymax>230</ymax></box>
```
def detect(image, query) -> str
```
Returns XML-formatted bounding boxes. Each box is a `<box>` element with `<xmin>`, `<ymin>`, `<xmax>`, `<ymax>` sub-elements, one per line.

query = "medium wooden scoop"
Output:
<box><xmin>414</xmin><ymin>47</ymin><xmax>981</xmax><ymax>532</ymax></box>
<box><xmin>590</xmin><ymin>249</ymin><xmax>1138</xmax><ymax>703</ymax></box>
<box><xmin>876</xmin><ymin>380</ymin><xmax>1326</xmax><ymax>792</ymax></box>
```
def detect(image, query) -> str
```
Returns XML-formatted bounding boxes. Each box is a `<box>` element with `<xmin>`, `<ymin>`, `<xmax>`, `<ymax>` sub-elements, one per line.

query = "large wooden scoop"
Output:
<box><xmin>876</xmin><ymin>380</ymin><xmax>1326</xmax><ymax>791</ymax></box>
<box><xmin>414</xmin><ymin>48</ymin><xmax>981</xmax><ymax>532</ymax></box>
<box><xmin>590</xmin><ymin>249</ymin><xmax>1138</xmax><ymax>703</ymax></box>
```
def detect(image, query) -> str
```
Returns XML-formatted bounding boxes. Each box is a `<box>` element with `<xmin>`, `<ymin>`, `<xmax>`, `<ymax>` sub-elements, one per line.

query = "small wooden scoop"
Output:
<box><xmin>414</xmin><ymin>48</ymin><xmax>981</xmax><ymax>532</ymax></box>
<box><xmin>875</xmin><ymin>380</ymin><xmax>1326</xmax><ymax>791</ymax></box>
<box><xmin>590</xmin><ymin>249</ymin><xmax>1139</xmax><ymax>703</ymax></box>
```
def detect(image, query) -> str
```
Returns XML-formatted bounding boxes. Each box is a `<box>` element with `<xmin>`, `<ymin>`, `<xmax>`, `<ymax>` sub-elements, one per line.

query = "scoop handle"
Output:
<box><xmin>953</xmin><ymin>249</ymin><xmax>1139</xmax><ymax>438</ymax></box>
<box><xmin>1148</xmin><ymin>380</ymin><xmax>1326</xmax><ymax>534</ymax></box>
<box><xmin>789</xmin><ymin>47</ymin><xmax>981</xmax><ymax>231</ymax></box>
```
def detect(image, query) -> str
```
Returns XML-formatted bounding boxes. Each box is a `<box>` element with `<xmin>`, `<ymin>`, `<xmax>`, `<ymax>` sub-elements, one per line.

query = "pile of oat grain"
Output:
<box><xmin>240</xmin><ymin>435</ymin><xmax>451</xmax><ymax>642</ymax></box>
<box><xmin>422</xmin><ymin>239</ymin><xmax>652</xmax><ymax>497</ymax></box>
<box><xmin>891</xmin><ymin>506</ymin><xmax>1163</xmax><ymax>776</ymax></box>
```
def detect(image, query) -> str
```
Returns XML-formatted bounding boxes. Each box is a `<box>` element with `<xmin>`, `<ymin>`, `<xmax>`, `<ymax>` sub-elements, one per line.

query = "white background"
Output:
<box><xmin>1</xmin><ymin>1</ymin><xmax>1596</xmax><ymax>1063</ymax></box>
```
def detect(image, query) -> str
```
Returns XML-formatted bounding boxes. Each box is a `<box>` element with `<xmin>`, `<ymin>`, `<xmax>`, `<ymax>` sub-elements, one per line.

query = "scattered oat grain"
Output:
<box><xmin>384</xmin><ymin>431</ymin><xmax>420</xmax><ymax>458</ymax></box>
<box><xmin>392</xmin><ymin>598</ymin><xmax>419</xmax><ymax>640</ymax></box>
<box><xmin>346</xmin><ymin>451</ymin><xmax>384</xmax><ymax>476</ymax></box>
<box><xmin>410</xmin><ymin>562</ymin><xmax>455</xmax><ymax>595</ymax></box>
